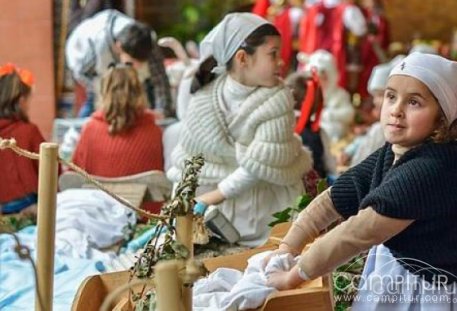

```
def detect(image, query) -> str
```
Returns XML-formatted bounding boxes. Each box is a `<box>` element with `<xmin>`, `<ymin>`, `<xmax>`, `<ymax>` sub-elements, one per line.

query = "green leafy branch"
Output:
<box><xmin>269</xmin><ymin>178</ymin><xmax>328</xmax><ymax>227</ymax></box>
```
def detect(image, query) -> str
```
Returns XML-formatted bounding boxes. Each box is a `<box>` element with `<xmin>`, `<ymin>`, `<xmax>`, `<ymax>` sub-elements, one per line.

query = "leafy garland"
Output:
<box><xmin>0</xmin><ymin>215</ymin><xmax>35</xmax><ymax>233</ymax></box>
<box><xmin>129</xmin><ymin>154</ymin><xmax>205</xmax><ymax>308</ymax></box>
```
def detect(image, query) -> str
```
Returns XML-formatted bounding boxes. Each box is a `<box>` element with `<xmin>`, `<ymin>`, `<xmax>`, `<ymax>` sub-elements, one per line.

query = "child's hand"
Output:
<box><xmin>337</xmin><ymin>151</ymin><xmax>350</xmax><ymax>166</ymax></box>
<box><xmin>262</xmin><ymin>243</ymin><xmax>293</xmax><ymax>269</ymax></box>
<box><xmin>20</xmin><ymin>204</ymin><xmax>37</xmax><ymax>217</ymax></box>
<box><xmin>266</xmin><ymin>267</ymin><xmax>303</xmax><ymax>290</ymax></box>
<box><xmin>152</xmin><ymin>109</ymin><xmax>165</xmax><ymax>121</ymax></box>
<box><xmin>195</xmin><ymin>189</ymin><xmax>225</xmax><ymax>207</ymax></box>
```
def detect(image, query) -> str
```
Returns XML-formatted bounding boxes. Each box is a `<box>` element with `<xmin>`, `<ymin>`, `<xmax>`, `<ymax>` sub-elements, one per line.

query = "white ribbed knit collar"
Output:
<box><xmin>222</xmin><ymin>74</ymin><xmax>257</xmax><ymax>116</ymax></box>
<box><xmin>392</xmin><ymin>144</ymin><xmax>411</xmax><ymax>163</ymax></box>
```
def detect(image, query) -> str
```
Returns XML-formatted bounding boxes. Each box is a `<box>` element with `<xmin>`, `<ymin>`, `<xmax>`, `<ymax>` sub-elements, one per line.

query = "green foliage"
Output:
<box><xmin>0</xmin><ymin>215</ymin><xmax>35</xmax><ymax>232</ymax></box>
<box><xmin>268</xmin><ymin>178</ymin><xmax>327</xmax><ymax>227</ymax></box>
<box><xmin>158</xmin><ymin>0</ymin><xmax>251</xmax><ymax>43</ymax></box>
<box><xmin>333</xmin><ymin>254</ymin><xmax>366</xmax><ymax>311</ymax></box>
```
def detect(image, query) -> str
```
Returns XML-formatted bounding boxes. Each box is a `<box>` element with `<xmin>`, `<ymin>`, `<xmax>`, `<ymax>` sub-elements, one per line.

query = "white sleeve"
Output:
<box><xmin>65</xmin><ymin>22</ymin><xmax>97</xmax><ymax>86</ymax></box>
<box><xmin>343</xmin><ymin>5</ymin><xmax>367</xmax><ymax>36</ymax></box>
<box><xmin>218</xmin><ymin>167</ymin><xmax>259</xmax><ymax>199</ymax></box>
<box><xmin>176</xmin><ymin>62</ymin><xmax>198</xmax><ymax>120</ymax></box>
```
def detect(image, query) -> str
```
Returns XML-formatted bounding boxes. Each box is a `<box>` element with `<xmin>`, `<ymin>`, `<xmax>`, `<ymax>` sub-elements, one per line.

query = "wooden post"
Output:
<box><xmin>35</xmin><ymin>143</ymin><xmax>59</xmax><ymax>311</ymax></box>
<box><xmin>56</xmin><ymin>0</ymin><xmax>70</xmax><ymax>100</ymax></box>
<box><xmin>176</xmin><ymin>214</ymin><xmax>193</xmax><ymax>311</ymax></box>
<box><xmin>176</xmin><ymin>214</ymin><xmax>193</xmax><ymax>257</ymax></box>
<box><xmin>155</xmin><ymin>260</ymin><xmax>183</xmax><ymax>311</ymax></box>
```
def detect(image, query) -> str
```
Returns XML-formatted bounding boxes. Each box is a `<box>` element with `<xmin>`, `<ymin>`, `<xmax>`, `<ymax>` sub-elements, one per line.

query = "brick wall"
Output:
<box><xmin>0</xmin><ymin>0</ymin><xmax>55</xmax><ymax>140</ymax></box>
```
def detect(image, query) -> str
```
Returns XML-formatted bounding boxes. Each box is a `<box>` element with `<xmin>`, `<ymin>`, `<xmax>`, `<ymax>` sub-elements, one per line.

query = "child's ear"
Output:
<box><xmin>234</xmin><ymin>49</ymin><xmax>249</xmax><ymax>67</ymax></box>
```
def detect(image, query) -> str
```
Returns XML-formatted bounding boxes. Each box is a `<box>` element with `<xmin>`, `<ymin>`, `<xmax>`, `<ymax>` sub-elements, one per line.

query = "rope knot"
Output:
<box><xmin>0</xmin><ymin>137</ymin><xmax>17</xmax><ymax>150</ymax></box>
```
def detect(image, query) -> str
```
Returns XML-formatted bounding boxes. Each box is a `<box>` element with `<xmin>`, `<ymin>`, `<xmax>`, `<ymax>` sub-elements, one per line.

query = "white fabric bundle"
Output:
<box><xmin>193</xmin><ymin>250</ymin><xmax>297</xmax><ymax>310</ymax></box>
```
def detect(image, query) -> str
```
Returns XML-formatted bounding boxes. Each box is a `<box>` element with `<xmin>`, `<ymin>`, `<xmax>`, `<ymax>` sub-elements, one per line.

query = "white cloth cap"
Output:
<box><xmin>368</xmin><ymin>55</ymin><xmax>405</xmax><ymax>95</ymax></box>
<box><xmin>389</xmin><ymin>52</ymin><xmax>457</xmax><ymax>124</ymax></box>
<box><xmin>199</xmin><ymin>12</ymin><xmax>269</xmax><ymax>74</ymax></box>
<box><xmin>304</xmin><ymin>49</ymin><xmax>339</xmax><ymax>88</ymax></box>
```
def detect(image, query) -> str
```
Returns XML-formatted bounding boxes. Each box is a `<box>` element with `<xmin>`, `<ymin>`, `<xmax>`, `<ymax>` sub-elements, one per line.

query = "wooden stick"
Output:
<box><xmin>176</xmin><ymin>214</ymin><xmax>193</xmax><ymax>311</ymax></box>
<box><xmin>176</xmin><ymin>214</ymin><xmax>193</xmax><ymax>257</ymax></box>
<box><xmin>155</xmin><ymin>260</ymin><xmax>183</xmax><ymax>311</ymax></box>
<box><xmin>56</xmin><ymin>0</ymin><xmax>70</xmax><ymax>100</ymax></box>
<box><xmin>35</xmin><ymin>143</ymin><xmax>59</xmax><ymax>311</ymax></box>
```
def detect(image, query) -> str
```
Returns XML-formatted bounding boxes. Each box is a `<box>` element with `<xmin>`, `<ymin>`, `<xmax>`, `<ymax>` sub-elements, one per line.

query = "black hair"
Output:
<box><xmin>190</xmin><ymin>23</ymin><xmax>280</xmax><ymax>93</ymax></box>
<box><xmin>116</xmin><ymin>22</ymin><xmax>153</xmax><ymax>61</ymax></box>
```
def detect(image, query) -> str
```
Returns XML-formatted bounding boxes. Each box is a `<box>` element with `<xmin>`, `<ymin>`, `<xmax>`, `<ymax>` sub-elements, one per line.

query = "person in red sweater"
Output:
<box><xmin>72</xmin><ymin>64</ymin><xmax>164</xmax><ymax>212</ymax></box>
<box><xmin>0</xmin><ymin>63</ymin><xmax>43</xmax><ymax>215</ymax></box>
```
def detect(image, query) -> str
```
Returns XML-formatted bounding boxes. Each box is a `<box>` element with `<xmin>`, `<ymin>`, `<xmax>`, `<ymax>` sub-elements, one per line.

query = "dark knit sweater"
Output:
<box><xmin>0</xmin><ymin>119</ymin><xmax>44</xmax><ymax>202</ymax></box>
<box><xmin>331</xmin><ymin>142</ymin><xmax>457</xmax><ymax>283</ymax></box>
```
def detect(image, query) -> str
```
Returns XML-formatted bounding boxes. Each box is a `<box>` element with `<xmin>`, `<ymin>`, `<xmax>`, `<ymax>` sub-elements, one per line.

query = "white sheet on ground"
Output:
<box><xmin>0</xmin><ymin>188</ymin><xmax>136</xmax><ymax>310</ymax></box>
<box><xmin>55</xmin><ymin>189</ymin><xmax>136</xmax><ymax>260</ymax></box>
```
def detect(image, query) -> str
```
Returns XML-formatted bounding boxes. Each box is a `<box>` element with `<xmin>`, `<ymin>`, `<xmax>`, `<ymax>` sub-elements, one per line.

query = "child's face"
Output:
<box><xmin>19</xmin><ymin>94</ymin><xmax>30</xmax><ymax>116</ymax></box>
<box><xmin>116</xmin><ymin>43</ymin><xmax>147</xmax><ymax>70</ymax></box>
<box><xmin>118</xmin><ymin>50</ymin><xmax>146</xmax><ymax>69</ymax></box>
<box><xmin>381</xmin><ymin>75</ymin><xmax>441</xmax><ymax>148</ymax></box>
<box><xmin>243</xmin><ymin>36</ymin><xmax>282</xmax><ymax>88</ymax></box>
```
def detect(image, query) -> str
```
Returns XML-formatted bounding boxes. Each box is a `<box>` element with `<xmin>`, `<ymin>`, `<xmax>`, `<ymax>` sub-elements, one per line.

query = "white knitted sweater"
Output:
<box><xmin>168</xmin><ymin>75</ymin><xmax>312</xmax><ymax>186</ymax></box>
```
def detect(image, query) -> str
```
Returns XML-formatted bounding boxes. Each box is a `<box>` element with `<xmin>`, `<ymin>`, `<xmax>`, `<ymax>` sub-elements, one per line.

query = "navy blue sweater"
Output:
<box><xmin>331</xmin><ymin>142</ymin><xmax>457</xmax><ymax>283</ymax></box>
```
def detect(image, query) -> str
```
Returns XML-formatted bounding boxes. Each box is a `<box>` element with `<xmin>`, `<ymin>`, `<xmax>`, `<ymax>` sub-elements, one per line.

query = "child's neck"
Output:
<box><xmin>392</xmin><ymin>144</ymin><xmax>411</xmax><ymax>163</ymax></box>
<box><xmin>224</xmin><ymin>74</ymin><xmax>256</xmax><ymax>102</ymax></box>
<box><xmin>228</xmin><ymin>71</ymin><xmax>256</xmax><ymax>88</ymax></box>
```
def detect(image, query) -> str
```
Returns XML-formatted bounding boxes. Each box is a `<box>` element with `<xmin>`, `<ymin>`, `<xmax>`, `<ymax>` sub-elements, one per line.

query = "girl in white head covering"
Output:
<box><xmin>265</xmin><ymin>52</ymin><xmax>457</xmax><ymax>311</ymax></box>
<box><xmin>303</xmin><ymin>49</ymin><xmax>355</xmax><ymax>141</ymax></box>
<box><xmin>167</xmin><ymin>13</ymin><xmax>313</xmax><ymax>247</ymax></box>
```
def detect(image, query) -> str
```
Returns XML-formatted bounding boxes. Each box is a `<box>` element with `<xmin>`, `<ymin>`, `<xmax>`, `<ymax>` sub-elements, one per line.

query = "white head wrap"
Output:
<box><xmin>199</xmin><ymin>12</ymin><xmax>269</xmax><ymax>74</ymax></box>
<box><xmin>389</xmin><ymin>52</ymin><xmax>457</xmax><ymax>124</ymax></box>
<box><xmin>367</xmin><ymin>55</ymin><xmax>405</xmax><ymax>95</ymax></box>
<box><xmin>304</xmin><ymin>49</ymin><xmax>339</xmax><ymax>90</ymax></box>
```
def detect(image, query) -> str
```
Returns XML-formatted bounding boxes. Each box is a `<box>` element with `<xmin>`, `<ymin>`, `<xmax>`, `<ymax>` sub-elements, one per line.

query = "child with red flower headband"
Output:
<box><xmin>0</xmin><ymin>63</ymin><xmax>43</xmax><ymax>215</ymax></box>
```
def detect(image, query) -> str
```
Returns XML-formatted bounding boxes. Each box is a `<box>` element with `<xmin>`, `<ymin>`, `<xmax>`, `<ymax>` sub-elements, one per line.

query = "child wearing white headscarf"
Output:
<box><xmin>303</xmin><ymin>49</ymin><xmax>355</xmax><ymax>142</ymax></box>
<box><xmin>167</xmin><ymin>13</ymin><xmax>313</xmax><ymax>247</ymax></box>
<box><xmin>265</xmin><ymin>52</ymin><xmax>457</xmax><ymax>310</ymax></box>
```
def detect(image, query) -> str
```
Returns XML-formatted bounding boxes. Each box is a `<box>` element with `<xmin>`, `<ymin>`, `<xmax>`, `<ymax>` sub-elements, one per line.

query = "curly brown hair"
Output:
<box><xmin>0</xmin><ymin>72</ymin><xmax>31</xmax><ymax>121</ymax></box>
<box><xmin>431</xmin><ymin>111</ymin><xmax>457</xmax><ymax>143</ymax></box>
<box><xmin>99</xmin><ymin>65</ymin><xmax>147</xmax><ymax>135</ymax></box>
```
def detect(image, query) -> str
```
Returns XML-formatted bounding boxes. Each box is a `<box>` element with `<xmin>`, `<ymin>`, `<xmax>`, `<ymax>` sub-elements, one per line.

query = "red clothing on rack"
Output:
<box><xmin>359</xmin><ymin>8</ymin><xmax>390</xmax><ymax>99</ymax></box>
<box><xmin>299</xmin><ymin>3</ymin><xmax>348</xmax><ymax>88</ymax></box>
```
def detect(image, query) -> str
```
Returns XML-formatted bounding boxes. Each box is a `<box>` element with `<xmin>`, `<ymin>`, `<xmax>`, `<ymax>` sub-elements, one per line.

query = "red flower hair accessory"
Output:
<box><xmin>0</xmin><ymin>63</ymin><xmax>35</xmax><ymax>87</ymax></box>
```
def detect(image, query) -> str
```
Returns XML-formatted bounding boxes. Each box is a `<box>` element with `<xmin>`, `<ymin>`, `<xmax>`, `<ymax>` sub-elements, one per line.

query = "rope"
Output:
<box><xmin>0</xmin><ymin>137</ymin><xmax>166</xmax><ymax>221</ymax></box>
